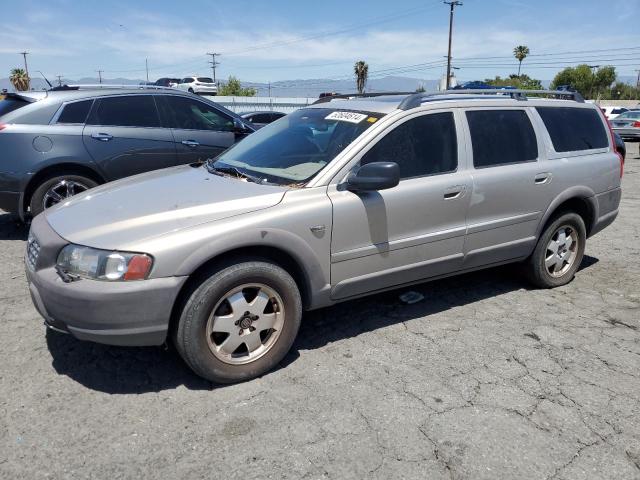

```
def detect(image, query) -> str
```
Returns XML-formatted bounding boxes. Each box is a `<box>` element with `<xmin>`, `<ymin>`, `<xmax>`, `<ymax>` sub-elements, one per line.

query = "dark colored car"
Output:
<box><xmin>0</xmin><ymin>88</ymin><xmax>255</xmax><ymax>220</ymax></box>
<box><xmin>155</xmin><ymin>78</ymin><xmax>180</xmax><ymax>87</ymax></box>
<box><xmin>239</xmin><ymin>111</ymin><xmax>286</xmax><ymax>128</ymax></box>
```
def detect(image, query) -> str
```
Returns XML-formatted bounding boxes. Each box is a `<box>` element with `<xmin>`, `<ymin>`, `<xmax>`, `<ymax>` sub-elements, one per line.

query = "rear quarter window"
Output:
<box><xmin>57</xmin><ymin>100</ymin><xmax>93</xmax><ymax>124</ymax></box>
<box><xmin>0</xmin><ymin>97</ymin><xmax>29</xmax><ymax>117</ymax></box>
<box><xmin>536</xmin><ymin>107</ymin><xmax>608</xmax><ymax>152</ymax></box>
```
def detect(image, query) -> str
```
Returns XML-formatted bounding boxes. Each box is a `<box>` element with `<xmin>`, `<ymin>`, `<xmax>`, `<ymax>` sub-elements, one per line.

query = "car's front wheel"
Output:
<box><xmin>525</xmin><ymin>212</ymin><xmax>586</xmax><ymax>288</ymax></box>
<box><xmin>174</xmin><ymin>261</ymin><xmax>302</xmax><ymax>383</ymax></box>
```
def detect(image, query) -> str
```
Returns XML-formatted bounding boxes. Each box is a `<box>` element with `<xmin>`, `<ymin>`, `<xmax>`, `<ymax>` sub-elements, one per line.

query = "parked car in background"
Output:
<box><xmin>154</xmin><ymin>77</ymin><xmax>181</xmax><ymax>88</ymax></box>
<box><xmin>25</xmin><ymin>89</ymin><xmax>622</xmax><ymax>383</ymax></box>
<box><xmin>0</xmin><ymin>87</ymin><xmax>254</xmax><ymax>220</ymax></box>
<box><xmin>176</xmin><ymin>77</ymin><xmax>218</xmax><ymax>96</ymax></box>
<box><xmin>240</xmin><ymin>111</ymin><xmax>286</xmax><ymax>128</ymax></box>
<box><xmin>611</xmin><ymin>110</ymin><xmax>640</xmax><ymax>141</ymax></box>
<box><xmin>602</xmin><ymin>106</ymin><xmax>629</xmax><ymax>120</ymax></box>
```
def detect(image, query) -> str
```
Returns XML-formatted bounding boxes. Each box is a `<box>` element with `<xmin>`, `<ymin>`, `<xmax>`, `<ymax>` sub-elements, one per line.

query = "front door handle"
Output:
<box><xmin>91</xmin><ymin>133</ymin><xmax>113</xmax><ymax>142</ymax></box>
<box><xmin>534</xmin><ymin>172</ymin><xmax>552</xmax><ymax>185</ymax></box>
<box><xmin>181</xmin><ymin>140</ymin><xmax>200</xmax><ymax>148</ymax></box>
<box><xmin>443</xmin><ymin>185</ymin><xmax>466</xmax><ymax>200</ymax></box>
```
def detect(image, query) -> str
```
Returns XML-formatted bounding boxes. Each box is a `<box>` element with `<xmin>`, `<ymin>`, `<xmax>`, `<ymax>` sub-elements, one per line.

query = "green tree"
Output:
<box><xmin>9</xmin><ymin>68</ymin><xmax>30</xmax><ymax>91</ymax></box>
<box><xmin>218</xmin><ymin>76</ymin><xmax>256</xmax><ymax>96</ymax></box>
<box><xmin>604</xmin><ymin>82</ymin><xmax>640</xmax><ymax>100</ymax></box>
<box><xmin>513</xmin><ymin>45</ymin><xmax>530</xmax><ymax>77</ymax></box>
<box><xmin>354</xmin><ymin>60</ymin><xmax>368</xmax><ymax>94</ymax></box>
<box><xmin>485</xmin><ymin>74</ymin><xmax>542</xmax><ymax>90</ymax></box>
<box><xmin>551</xmin><ymin>64</ymin><xmax>616</xmax><ymax>99</ymax></box>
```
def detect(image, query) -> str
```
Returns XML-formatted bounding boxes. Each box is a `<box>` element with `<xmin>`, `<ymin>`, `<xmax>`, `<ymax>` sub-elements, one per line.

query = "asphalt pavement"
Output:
<box><xmin>1</xmin><ymin>143</ymin><xmax>640</xmax><ymax>479</ymax></box>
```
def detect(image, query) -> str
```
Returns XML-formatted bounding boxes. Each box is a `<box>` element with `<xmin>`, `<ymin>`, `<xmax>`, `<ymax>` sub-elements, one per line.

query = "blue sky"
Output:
<box><xmin>1</xmin><ymin>0</ymin><xmax>639</xmax><ymax>86</ymax></box>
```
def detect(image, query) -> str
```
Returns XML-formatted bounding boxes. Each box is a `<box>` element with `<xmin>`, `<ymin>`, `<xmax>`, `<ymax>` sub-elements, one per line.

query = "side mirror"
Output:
<box><xmin>233</xmin><ymin>118</ymin><xmax>253</xmax><ymax>134</ymax></box>
<box><xmin>346</xmin><ymin>162</ymin><xmax>400</xmax><ymax>192</ymax></box>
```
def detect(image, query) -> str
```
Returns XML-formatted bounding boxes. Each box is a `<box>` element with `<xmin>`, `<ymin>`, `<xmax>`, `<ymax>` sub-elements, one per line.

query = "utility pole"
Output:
<box><xmin>207</xmin><ymin>52</ymin><xmax>221</xmax><ymax>84</ymax></box>
<box><xmin>96</xmin><ymin>69</ymin><xmax>103</xmax><ymax>84</ymax></box>
<box><xmin>444</xmin><ymin>1</ymin><xmax>462</xmax><ymax>90</ymax></box>
<box><xmin>635</xmin><ymin>69</ymin><xmax>640</xmax><ymax>90</ymax></box>
<box><xmin>56</xmin><ymin>75</ymin><xmax>63</xmax><ymax>86</ymax></box>
<box><xmin>145</xmin><ymin>58</ymin><xmax>149</xmax><ymax>83</ymax></box>
<box><xmin>587</xmin><ymin>65</ymin><xmax>600</xmax><ymax>100</ymax></box>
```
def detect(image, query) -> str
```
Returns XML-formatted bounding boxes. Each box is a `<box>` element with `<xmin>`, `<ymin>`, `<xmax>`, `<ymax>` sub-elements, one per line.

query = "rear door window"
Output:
<box><xmin>197</xmin><ymin>77</ymin><xmax>214</xmax><ymax>83</ymax></box>
<box><xmin>536</xmin><ymin>107</ymin><xmax>608</xmax><ymax>152</ymax></box>
<box><xmin>57</xmin><ymin>100</ymin><xmax>93</xmax><ymax>124</ymax></box>
<box><xmin>466</xmin><ymin>110</ymin><xmax>538</xmax><ymax>168</ymax></box>
<box><xmin>87</xmin><ymin>96</ymin><xmax>161</xmax><ymax>128</ymax></box>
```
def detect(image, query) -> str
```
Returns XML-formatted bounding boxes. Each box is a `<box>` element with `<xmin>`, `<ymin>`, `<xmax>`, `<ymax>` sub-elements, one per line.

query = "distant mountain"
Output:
<box><xmin>1</xmin><ymin>74</ymin><xmax>635</xmax><ymax>98</ymax></box>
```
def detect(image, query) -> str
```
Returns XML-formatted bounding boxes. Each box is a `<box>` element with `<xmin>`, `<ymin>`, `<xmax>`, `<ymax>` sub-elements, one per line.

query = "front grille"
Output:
<box><xmin>26</xmin><ymin>231</ymin><xmax>41</xmax><ymax>272</ymax></box>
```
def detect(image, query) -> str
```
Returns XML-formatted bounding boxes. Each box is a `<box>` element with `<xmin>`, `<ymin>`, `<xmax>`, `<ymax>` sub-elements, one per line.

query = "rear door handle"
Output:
<box><xmin>443</xmin><ymin>185</ymin><xmax>466</xmax><ymax>200</ymax></box>
<box><xmin>91</xmin><ymin>133</ymin><xmax>113</xmax><ymax>142</ymax></box>
<box><xmin>534</xmin><ymin>172</ymin><xmax>552</xmax><ymax>185</ymax></box>
<box><xmin>181</xmin><ymin>140</ymin><xmax>200</xmax><ymax>148</ymax></box>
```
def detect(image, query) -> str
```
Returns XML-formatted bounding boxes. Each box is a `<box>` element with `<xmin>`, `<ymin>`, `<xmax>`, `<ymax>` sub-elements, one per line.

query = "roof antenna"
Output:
<box><xmin>36</xmin><ymin>71</ymin><xmax>53</xmax><ymax>89</ymax></box>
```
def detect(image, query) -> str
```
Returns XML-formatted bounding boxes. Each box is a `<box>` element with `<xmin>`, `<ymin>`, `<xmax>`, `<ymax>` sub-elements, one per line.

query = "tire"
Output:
<box><xmin>29</xmin><ymin>174</ymin><xmax>99</xmax><ymax>217</ymax></box>
<box><xmin>525</xmin><ymin>212</ymin><xmax>586</xmax><ymax>288</ymax></box>
<box><xmin>174</xmin><ymin>261</ymin><xmax>302</xmax><ymax>383</ymax></box>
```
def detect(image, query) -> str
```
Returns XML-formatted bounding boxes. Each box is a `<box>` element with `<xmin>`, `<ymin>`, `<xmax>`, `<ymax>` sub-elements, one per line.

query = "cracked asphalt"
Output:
<box><xmin>1</xmin><ymin>143</ymin><xmax>640</xmax><ymax>479</ymax></box>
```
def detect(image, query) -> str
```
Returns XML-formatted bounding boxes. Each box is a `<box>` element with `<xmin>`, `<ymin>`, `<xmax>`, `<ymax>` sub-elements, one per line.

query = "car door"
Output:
<box><xmin>82</xmin><ymin>94</ymin><xmax>177</xmax><ymax>180</ymax></box>
<box><xmin>158</xmin><ymin>95</ymin><xmax>237</xmax><ymax>164</ymax></box>
<box><xmin>327</xmin><ymin>110</ymin><xmax>472</xmax><ymax>300</ymax></box>
<box><xmin>461</xmin><ymin>108</ymin><xmax>551</xmax><ymax>268</ymax></box>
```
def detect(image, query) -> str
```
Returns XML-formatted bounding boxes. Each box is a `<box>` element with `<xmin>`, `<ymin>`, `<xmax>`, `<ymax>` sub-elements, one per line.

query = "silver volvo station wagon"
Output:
<box><xmin>25</xmin><ymin>90</ymin><xmax>623</xmax><ymax>383</ymax></box>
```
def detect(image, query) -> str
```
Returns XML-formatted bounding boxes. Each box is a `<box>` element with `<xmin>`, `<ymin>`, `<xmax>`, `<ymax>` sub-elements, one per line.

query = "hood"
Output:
<box><xmin>45</xmin><ymin>164</ymin><xmax>287</xmax><ymax>249</ymax></box>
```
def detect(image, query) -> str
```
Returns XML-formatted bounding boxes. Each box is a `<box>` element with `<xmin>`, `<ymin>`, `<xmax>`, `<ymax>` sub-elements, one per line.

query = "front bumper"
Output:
<box><xmin>194</xmin><ymin>86</ymin><xmax>218</xmax><ymax>95</ymax></box>
<box><xmin>26</xmin><ymin>214</ymin><xmax>188</xmax><ymax>346</ymax></box>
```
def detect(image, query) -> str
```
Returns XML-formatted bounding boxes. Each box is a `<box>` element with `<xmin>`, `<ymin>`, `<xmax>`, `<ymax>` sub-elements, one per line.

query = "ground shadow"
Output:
<box><xmin>46</xmin><ymin>255</ymin><xmax>600</xmax><ymax>394</ymax></box>
<box><xmin>0</xmin><ymin>212</ymin><xmax>28</xmax><ymax>241</ymax></box>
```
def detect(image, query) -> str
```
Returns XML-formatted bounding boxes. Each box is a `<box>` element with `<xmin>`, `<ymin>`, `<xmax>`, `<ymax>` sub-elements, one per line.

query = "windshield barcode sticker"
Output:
<box><xmin>325</xmin><ymin>111</ymin><xmax>368</xmax><ymax>123</ymax></box>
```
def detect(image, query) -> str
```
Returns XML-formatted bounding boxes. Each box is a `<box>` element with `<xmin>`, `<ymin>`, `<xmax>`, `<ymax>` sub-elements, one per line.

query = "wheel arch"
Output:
<box><xmin>22</xmin><ymin>162</ymin><xmax>106</xmax><ymax>217</ymax></box>
<box><xmin>536</xmin><ymin>187</ymin><xmax>597</xmax><ymax>239</ymax></box>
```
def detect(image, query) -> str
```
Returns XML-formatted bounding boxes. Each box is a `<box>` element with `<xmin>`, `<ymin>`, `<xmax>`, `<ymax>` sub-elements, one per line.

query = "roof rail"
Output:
<box><xmin>397</xmin><ymin>89</ymin><xmax>585</xmax><ymax>110</ymax></box>
<box><xmin>312</xmin><ymin>92</ymin><xmax>416</xmax><ymax>105</ymax></box>
<box><xmin>48</xmin><ymin>84</ymin><xmax>175</xmax><ymax>92</ymax></box>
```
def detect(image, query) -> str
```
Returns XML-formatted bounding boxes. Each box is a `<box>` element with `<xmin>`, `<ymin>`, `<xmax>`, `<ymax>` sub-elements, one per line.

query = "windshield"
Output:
<box><xmin>0</xmin><ymin>97</ymin><xmax>29</xmax><ymax>117</ymax></box>
<box><xmin>211</xmin><ymin>108</ymin><xmax>384</xmax><ymax>185</ymax></box>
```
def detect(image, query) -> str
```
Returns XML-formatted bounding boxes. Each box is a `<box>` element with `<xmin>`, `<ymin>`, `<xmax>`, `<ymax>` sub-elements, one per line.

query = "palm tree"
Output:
<box><xmin>354</xmin><ymin>60</ymin><xmax>368</xmax><ymax>94</ymax></box>
<box><xmin>10</xmin><ymin>68</ymin><xmax>30</xmax><ymax>91</ymax></box>
<box><xmin>513</xmin><ymin>45</ymin><xmax>530</xmax><ymax>77</ymax></box>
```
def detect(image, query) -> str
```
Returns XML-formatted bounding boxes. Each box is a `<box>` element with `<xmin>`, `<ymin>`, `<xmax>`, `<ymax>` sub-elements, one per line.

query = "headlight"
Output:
<box><xmin>56</xmin><ymin>245</ymin><xmax>153</xmax><ymax>281</ymax></box>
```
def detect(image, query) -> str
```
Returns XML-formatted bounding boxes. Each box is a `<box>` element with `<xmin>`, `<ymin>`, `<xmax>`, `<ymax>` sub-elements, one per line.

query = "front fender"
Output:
<box><xmin>175</xmin><ymin>228</ymin><xmax>332</xmax><ymax>309</ymax></box>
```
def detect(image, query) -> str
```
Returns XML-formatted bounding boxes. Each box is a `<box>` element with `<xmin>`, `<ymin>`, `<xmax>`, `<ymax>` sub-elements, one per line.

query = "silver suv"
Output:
<box><xmin>25</xmin><ymin>90</ymin><xmax>623</xmax><ymax>383</ymax></box>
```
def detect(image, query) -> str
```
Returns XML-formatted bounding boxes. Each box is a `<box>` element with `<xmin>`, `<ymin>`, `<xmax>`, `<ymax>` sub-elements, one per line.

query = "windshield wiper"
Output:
<box><xmin>207</xmin><ymin>161</ymin><xmax>263</xmax><ymax>184</ymax></box>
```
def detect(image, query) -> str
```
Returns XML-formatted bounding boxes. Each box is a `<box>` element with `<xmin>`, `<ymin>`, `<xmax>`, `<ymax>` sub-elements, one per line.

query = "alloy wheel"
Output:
<box><xmin>545</xmin><ymin>225</ymin><xmax>578</xmax><ymax>277</ymax></box>
<box><xmin>42</xmin><ymin>180</ymin><xmax>89</xmax><ymax>210</ymax></box>
<box><xmin>206</xmin><ymin>283</ymin><xmax>285</xmax><ymax>365</ymax></box>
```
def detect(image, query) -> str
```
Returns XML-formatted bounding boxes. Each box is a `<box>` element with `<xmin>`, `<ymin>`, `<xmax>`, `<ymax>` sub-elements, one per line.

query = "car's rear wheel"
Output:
<box><xmin>525</xmin><ymin>212</ymin><xmax>586</xmax><ymax>288</ymax></box>
<box><xmin>174</xmin><ymin>261</ymin><xmax>302</xmax><ymax>383</ymax></box>
<box><xmin>29</xmin><ymin>174</ymin><xmax>98</xmax><ymax>217</ymax></box>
